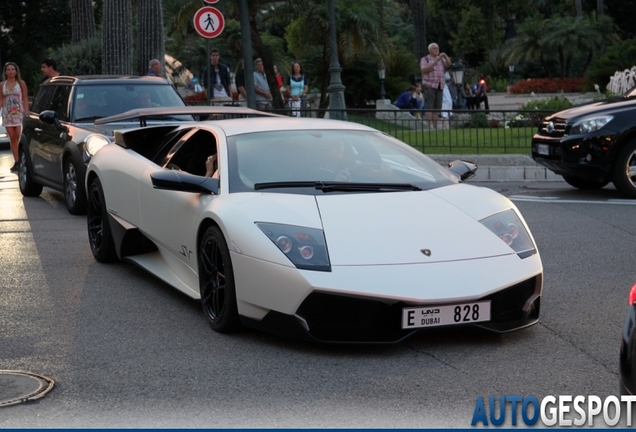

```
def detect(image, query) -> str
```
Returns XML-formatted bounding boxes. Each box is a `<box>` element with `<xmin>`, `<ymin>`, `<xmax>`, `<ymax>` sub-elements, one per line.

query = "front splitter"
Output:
<box><xmin>0</xmin><ymin>370</ymin><xmax>55</xmax><ymax>407</ymax></box>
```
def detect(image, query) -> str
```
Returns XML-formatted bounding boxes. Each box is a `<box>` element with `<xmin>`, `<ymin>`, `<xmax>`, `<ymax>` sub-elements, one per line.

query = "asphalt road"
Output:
<box><xmin>1</xmin><ymin>151</ymin><xmax>634</xmax><ymax>427</ymax></box>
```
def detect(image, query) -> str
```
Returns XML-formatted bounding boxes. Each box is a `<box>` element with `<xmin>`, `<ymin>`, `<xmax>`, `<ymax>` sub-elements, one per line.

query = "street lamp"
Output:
<box><xmin>326</xmin><ymin>0</ymin><xmax>347</xmax><ymax>120</ymax></box>
<box><xmin>509</xmin><ymin>64</ymin><xmax>516</xmax><ymax>88</ymax></box>
<box><xmin>449</xmin><ymin>60</ymin><xmax>465</xmax><ymax>109</ymax></box>
<box><xmin>378</xmin><ymin>61</ymin><xmax>386</xmax><ymax>100</ymax></box>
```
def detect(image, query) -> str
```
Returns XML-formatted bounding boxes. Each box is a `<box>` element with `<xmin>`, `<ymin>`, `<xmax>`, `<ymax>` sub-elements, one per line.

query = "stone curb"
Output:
<box><xmin>429</xmin><ymin>154</ymin><xmax>564</xmax><ymax>182</ymax></box>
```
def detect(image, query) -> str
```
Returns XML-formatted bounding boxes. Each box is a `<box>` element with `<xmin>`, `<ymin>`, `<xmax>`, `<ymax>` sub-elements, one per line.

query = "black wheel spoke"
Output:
<box><xmin>198</xmin><ymin>226</ymin><xmax>239</xmax><ymax>332</ymax></box>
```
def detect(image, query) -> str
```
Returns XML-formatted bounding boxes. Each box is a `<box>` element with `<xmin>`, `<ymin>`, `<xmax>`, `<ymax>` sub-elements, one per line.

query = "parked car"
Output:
<box><xmin>620</xmin><ymin>282</ymin><xmax>636</xmax><ymax>395</ymax></box>
<box><xmin>85</xmin><ymin>107</ymin><xmax>543</xmax><ymax>343</ymax></box>
<box><xmin>532</xmin><ymin>88</ymin><xmax>636</xmax><ymax>197</ymax></box>
<box><xmin>0</xmin><ymin>115</ymin><xmax>9</xmax><ymax>148</ymax></box>
<box><xmin>18</xmin><ymin>75</ymin><xmax>187</xmax><ymax>214</ymax></box>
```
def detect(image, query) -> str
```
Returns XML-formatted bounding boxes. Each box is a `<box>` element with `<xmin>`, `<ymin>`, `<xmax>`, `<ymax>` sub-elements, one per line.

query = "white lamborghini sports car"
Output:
<box><xmin>86</xmin><ymin>107</ymin><xmax>543</xmax><ymax>343</ymax></box>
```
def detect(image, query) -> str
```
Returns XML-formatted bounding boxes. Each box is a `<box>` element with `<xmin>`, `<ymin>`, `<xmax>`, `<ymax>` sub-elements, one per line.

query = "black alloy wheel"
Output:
<box><xmin>18</xmin><ymin>147</ymin><xmax>43</xmax><ymax>197</ymax></box>
<box><xmin>612</xmin><ymin>141</ymin><xmax>636</xmax><ymax>198</ymax></box>
<box><xmin>198</xmin><ymin>225</ymin><xmax>240</xmax><ymax>333</ymax></box>
<box><xmin>87</xmin><ymin>177</ymin><xmax>117</xmax><ymax>262</ymax></box>
<box><xmin>562</xmin><ymin>175</ymin><xmax>609</xmax><ymax>190</ymax></box>
<box><xmin>64</xmin><ymin>158</ymin><xmax>87</xmax><ymax>214</ymax></box>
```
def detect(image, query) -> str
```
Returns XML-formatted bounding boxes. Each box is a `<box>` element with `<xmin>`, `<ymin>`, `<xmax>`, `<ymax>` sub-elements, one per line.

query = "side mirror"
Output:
<box><xmin>150</xmin><ymin>170</ymin><xmax>219</xmax><ymax>194</ymax></box>
<box><xmin>448</xmin><ymin>159</ymin><xmax>477</xmax><ymax>181</ymax></box>
<box><xmin>39</xmin><ymin>110</ymin><xmax>69</xmax><ymax>133</ymax></box>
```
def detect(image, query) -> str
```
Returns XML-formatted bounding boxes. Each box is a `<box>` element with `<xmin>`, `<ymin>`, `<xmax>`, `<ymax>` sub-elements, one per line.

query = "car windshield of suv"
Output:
<box><xmin>73</xmin><ymin>84</ymin><xmax>186</xmax><ymax>122</ymax></box>
<box><xmin>227</xmin><ymin>129</ymin><xmax>458</xmax><ymax>194</ymax></box>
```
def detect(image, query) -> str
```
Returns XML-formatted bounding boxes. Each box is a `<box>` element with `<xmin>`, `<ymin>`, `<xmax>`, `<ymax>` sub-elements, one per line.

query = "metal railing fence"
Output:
<box><xmin>188</xmin><ymin>101</ymin><xmax>554</xmax><ymax>154</ymax></box>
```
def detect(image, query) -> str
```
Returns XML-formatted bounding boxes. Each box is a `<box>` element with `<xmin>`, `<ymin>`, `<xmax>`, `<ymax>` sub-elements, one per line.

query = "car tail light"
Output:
<box><xmin>629</xmin><ymin>283</ymin><xmax>636</xmax><ymax>305</ymax></box>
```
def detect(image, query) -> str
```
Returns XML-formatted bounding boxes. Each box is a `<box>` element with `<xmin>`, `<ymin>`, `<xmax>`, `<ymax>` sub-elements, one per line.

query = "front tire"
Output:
<box><xmin>562</xmin><ymin>175</ymin><xmax>608</xmax><ymax>190</ymax></box>
<box><xmin>198</xmin><ymin>225</ymin><xmax>240</xmax><ymax>333</ymax></box>
<box><xmin>18</xmin><ymin>147</ymin><xmax>43</xmax><ymax>197</ymax></box>
<box><xmin>87</xmin><ymin>177</ymin><xmax>117</xmax><ymax>263</ymax></box>
<box><xmin>64</xmin><ymin>158</ymin><xmax>87</xmax><ymax>214</ymax></box>
<box><xmin>612</xmin><ymin>141</ymin><xmax>636</xmax><ymax>198</ymax></box>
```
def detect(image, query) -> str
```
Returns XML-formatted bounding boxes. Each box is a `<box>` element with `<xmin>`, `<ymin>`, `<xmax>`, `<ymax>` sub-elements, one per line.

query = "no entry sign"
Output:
<box><xmin>193</xmin><ymin>7</ymin><xmax>225</xmax><ymax>38</ymax></box>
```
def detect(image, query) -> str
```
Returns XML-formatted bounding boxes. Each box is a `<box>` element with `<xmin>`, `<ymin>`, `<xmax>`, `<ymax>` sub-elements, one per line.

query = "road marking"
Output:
<box><xmin>509</xmin><ymin>195</ymin><xmax>636</xmax><ymax>205</ymax></box>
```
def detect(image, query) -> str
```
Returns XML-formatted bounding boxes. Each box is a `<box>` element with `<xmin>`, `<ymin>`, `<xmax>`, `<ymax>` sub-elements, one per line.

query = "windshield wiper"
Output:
<box><xmin>317</xmin><ymin>182</ymin><xmax>422</xmax><ymax>192</ymax></box>
<box><xmin>254</xmin><ymin>181</ymin><xmax>318</xmax><ymax>190</ymax></box>
<box><xmin>254</xmin><ymin>181</ymin><xmax>421</xmax><ymax>192</ymax></box>
<box><xmin>76</xmin><ymin>116</ymin><xmax>104</xmax><ymax>122</ymax></box>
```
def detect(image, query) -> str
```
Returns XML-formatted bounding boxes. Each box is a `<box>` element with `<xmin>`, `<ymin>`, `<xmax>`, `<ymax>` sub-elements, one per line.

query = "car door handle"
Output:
<box><xmin>34</xmin><ymin>128</ymin><xmax>42</xmax><ymax>133</ymax></box>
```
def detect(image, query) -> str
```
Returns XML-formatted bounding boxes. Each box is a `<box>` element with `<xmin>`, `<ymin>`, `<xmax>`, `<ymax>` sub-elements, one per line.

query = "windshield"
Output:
<box><xmin>226</xmin><ymin>130</ymin><xmax>457</xmax><ymax>194</ymax></box>
<box><xmin>72</xmin><ymin>84</ymin><xmax>186</xmax><ymax>122</ymax></box>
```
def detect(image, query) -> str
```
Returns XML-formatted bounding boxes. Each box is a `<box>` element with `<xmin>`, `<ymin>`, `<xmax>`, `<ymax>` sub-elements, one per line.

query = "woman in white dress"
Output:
<box><xmin>0</xmin><ymin>62</ymin><xmax>29</xmax><ymax>171</ymax></box>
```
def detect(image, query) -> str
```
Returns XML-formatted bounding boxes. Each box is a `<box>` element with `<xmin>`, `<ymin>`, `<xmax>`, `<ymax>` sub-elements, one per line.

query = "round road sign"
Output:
<box><xmin>202</xmin><ymin>0</ymin><xmax>219</xmax><ymax>3</ymax></box>
<box><xmin>193</xmin><ymin>7</ymin><xmax>225</xmax><ymax>39</ymax></box>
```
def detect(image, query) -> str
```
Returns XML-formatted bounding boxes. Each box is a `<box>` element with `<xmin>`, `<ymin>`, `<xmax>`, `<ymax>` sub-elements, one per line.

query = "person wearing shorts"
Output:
<box><xmin>420</xmin><ymin>43</ymin><xmax>450</xmax><ymax>129</ymax></box>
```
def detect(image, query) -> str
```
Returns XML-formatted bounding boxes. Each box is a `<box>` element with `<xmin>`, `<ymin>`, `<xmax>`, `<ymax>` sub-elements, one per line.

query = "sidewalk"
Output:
<box><xmin>485</xmin><ymin>91</ymin><xmax>598</xmax><ymax>111</ymax></box>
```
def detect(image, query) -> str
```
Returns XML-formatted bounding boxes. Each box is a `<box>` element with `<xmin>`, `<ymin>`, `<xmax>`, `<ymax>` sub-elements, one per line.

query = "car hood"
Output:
<box><xmin>316</xmin><ymin>184</ymin><xmax>519</xmax><ymax>266</ymax></box>
<box><xmin>72</xmin><ymin>121</ymin><xmax>161</xmax><ymax>138</ymax></box>
<box><xmin>549</xmin><ymin>97</ymin><xmax>636</xmax><ymax>122</ymax></box>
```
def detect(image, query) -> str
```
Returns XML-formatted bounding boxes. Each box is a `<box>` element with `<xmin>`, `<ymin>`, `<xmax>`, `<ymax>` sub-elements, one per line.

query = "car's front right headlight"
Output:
<box><xmin>256</xmin><ymin>222</ymin><xmax>331</xmax><ymax>272</ymax></box>
<box><xmin>570</xmin><ymin>115</ymin><xmax>613</xmax><ymax>135</ymax></box>
<box><xmin>480</xmin><ymin>209</ymin><xmax>536</xmax><ymax>259</ymax></box>
<box><xmin>85</xmin><ymin>134</ymin><xmax>111</xmax><ymax>156</ymax></box>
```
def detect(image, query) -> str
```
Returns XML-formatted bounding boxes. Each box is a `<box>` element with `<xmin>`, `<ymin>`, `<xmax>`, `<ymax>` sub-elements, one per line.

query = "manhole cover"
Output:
<box><xmin>0</xmin><ymin>370</ymin><xmax>55</xmax><ymax>407</ymax></box>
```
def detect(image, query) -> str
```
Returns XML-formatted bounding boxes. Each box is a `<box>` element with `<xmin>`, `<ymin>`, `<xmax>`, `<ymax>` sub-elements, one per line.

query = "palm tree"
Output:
<box><xmin>136</xmin><ymin>0</ymin><xmax>165</xmax><ymax>76</ymax></box>
<box><xmin>102</xmin><ymin>0</ymin><xmax>133</xmax><ymax>74</ymax></box>
<box><xmin>504</xmin><ymin>16</ymin><xmax>550</xmax><ymax>75</ymax></box>
<box><xmin>70</xmin><ymin>0</ymin><xmax>96</xmax><ymax>43</ymax></box>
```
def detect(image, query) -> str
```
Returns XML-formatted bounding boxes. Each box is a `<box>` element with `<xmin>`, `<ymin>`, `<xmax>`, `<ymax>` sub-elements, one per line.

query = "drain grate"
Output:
<box><xmin>0</xmin><ymin>370</ymin><xmax>55</xmax><ymax>407</ymax></box>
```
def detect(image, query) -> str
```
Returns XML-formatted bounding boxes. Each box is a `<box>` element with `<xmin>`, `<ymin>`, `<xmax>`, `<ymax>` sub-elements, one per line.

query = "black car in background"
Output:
<box><xmin>620</xmin><ymin>283</ymin><xmax>636</xmax><ymax>395</ymax></box>
<box><xmin>531</xmin><ymin>88</ymin><xmax>636</xmax><ymax>198</ymax></box>
<box><xmin>19</xmin><ymin>75</ymin><xmax>186</xmax><ymax>214</ymax></box>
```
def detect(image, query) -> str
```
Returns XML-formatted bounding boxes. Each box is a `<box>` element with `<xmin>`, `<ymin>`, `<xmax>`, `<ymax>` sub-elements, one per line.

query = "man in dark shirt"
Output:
<box><xmin>41</xmin><ymin>58</ymin><xmax>59</xmax><ymax>83</ymax></box>
<box><xmin>201</xmin><ymin>48</ymin><xmax>231</xmax><ymax>99</ymax></box>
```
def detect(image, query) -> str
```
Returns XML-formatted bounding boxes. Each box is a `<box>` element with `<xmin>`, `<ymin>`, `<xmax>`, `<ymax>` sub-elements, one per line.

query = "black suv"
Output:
<box><xmin>19</xmin><ymin>75</ymin><xmax>186</xmax><ymax>214</ymax></box>
<box><xmin>532</xmin><ymin>88</ymin><xmax>636</xmax><ymax>197</ymax></box>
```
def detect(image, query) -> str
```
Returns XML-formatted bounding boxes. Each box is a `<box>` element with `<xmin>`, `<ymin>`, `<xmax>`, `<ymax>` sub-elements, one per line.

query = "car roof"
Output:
<box><xmin>45</xmin><ymin>75</ymin><xmax>171</xmax><ymax>86</ymax></box>
<box><xmin>205</xmin><ymin>116</ymin><xmax>376</xmax><ymax>137</ymax></box>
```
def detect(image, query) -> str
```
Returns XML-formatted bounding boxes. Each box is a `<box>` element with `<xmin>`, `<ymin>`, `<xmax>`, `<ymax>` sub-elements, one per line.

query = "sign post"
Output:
<box><xmin>193</xmin><ymin>6</ymin><xmax>225</xmax><ymax>105</ymax></box>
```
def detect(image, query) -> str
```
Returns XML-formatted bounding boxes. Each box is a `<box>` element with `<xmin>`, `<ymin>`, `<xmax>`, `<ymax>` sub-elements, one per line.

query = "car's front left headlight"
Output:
<box><xmin>570</xmin><ymin>115</ymin><xmax>613</xmax><ymax>135</ymax></box>
<box><xmin>256</xmin><ymin>222</ymin><xmax>331</xmax><ymax>272</ymax></box>
<box><xmin>85</xmin><ymin>134</ymin><xmax>111</xmax><ymax>156</ymax></box>
<box><xmin>480</xmin><ymin>209</ymin><xmax>536</xmax><ymax>259</ymax></box>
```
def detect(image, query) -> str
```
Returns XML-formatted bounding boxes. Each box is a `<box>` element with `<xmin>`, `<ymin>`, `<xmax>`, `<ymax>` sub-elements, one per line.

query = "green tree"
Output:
<box><xmin>586</xmin><ymin>38</ymin><xmax>636</xmax><ymax>90</ymax></box>
<box><xmin>451</xmin><ymin>6</ymin><xmax>495</xmax><ymax>61</ymax></box>
<box><xmin>0</xmin><ymin>0</ymin><xmax>71</xmax><ymax>90</ymax></box>
<box><xmin>50</xmin><ymin>37</ymin><xmax>102</xmax><ymax>76</ymax></box>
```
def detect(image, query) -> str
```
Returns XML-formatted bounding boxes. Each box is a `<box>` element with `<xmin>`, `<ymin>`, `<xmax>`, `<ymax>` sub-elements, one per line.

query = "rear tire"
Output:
<box><xmin>64</xmin><ymin>158</ymin><xmax>87</xmax><ymax>214</ymax></box>
<box><xmin>87</xmin><ymin>177</ymin><xmax>117</xmax><ymax>263</ymax></box>
<box><xmin>18</xmin><ymin>147</ymin><xmax>43</xmax><ymax>197</ymax></box>
<box><xmin>612</xmin><ymin>141</ymin><xmax>636</xmax><ymax>198</ymax></box>
<box><xmin>198</xmin><ymin>225</ymin><xmax>241</xmax><ymax>333</ymax></box>
<box><xmin>562</xmin><ymin>175</ymin><xmax>608</xmax><ymax>190</ymax></box>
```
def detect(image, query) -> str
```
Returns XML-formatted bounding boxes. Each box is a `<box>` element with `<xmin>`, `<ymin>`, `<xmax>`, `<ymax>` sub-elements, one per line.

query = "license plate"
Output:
<box><xmin>402</xmin><ymin>301</ymin><xmax>491</xmax><ymax>329</ymax></box>
<box><xmin>537</xmin><ymin>144</ymin><xmax>550</xmax><ymax>156</ymax></box>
